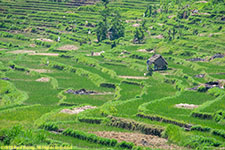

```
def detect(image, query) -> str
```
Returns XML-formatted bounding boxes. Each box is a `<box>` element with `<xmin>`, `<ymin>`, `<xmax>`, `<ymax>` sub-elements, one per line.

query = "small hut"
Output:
<box><xmin>147</xmin><ymin>54</ymin><xmax>168</xmax><ymax>70</ymax></box>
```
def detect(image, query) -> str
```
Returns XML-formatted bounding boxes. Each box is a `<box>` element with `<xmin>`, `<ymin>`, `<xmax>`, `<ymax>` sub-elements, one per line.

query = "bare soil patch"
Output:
<box><xmin>132</xmin><ymin>23</ymin><xmax>140</xmax><ymax>27</ymax></box>
<box><xmin>194</xmin><ymin>74</ymin><xmax>205</xmax><ymax>78</ymax></box>
<box><xmin>138</xmin><ymin>49</ymin><xmax>155</xmax><ymax>53</ymax></box>
<box><xmin>87</xmin><ymin>51</ymin><xmax>105</xmax><ymax>56</ymax></box>
<box><xmin>195</xmin><ymin>1</ymin><xmax>208</xmax><ymax>3</ymax></box>
<box><xmin>30</xmin><ymin>69</ymin><xmax>52</xmax><ymax>73</ymax></box>
<box><xmin>65</xmin><ymin>89</ymin><xmax>113</xmax><ymax>95</ymax></box>
<box><xmin>36</xmin><ymin>77</ymin><xmax>50</xmax><ymax>82</ymax></box>
<box><xmin>158</xmin><ymin>23</ymin><xmax>164</xmax><ymax>26</ymax></box>
<box><xmin>29</xmin><ymin>53</ymin><xmax>59</xmax><ymax>56</ymax></box>
<box><xmin>151</xmin><ymin>34</ymin><xmax>164</xmax><ymax>39</ymax></box>
<box><xmin>29</xmin><ymin>44</ymin><xmax>36</xmax><ymax>48</ymax></box>
<box><xmin>175</xmin><ymin>103</ymin><xmax>199</xmax><ymax>109</ymax></box>
<box><xmin>58</xmin><ymin>45</ymin><xmax>79</xmax><ymax>51</ymax></box>
<box><xmin>36</xmin><ymin>38</ymin><xmax>54</xmax><ymax>42</ymax></box>
<box><xmin>119</xmin><ymin>76</ymin><xmax>148</xmax><ymax>80</ymax></box>
<box><xmin>158</xmin><ymin>71</ymin><xmax>170</xmax><ymax>75</ymax></box>
<box><xmin>92</xmin><ymin>131</ymin><xmax>182</xmax><ymax>150</ymax></box>
<box><xmin>126</xmin><ymin>19</ymin><xmax>142</xmax><ymax>23</ymax></box>
<box><xmin>60</xmin><ymin>105</ymin><xmax>97</xmax><ymax>115</ymax></box>
<box><xmin>7</xmin><ymin>50</ymin><xmax>35</xmax><ymax>54</ymax></box>
<box><xmin>192</xmin><ymin>12</ymin><xmax>210</xmax><ymax>16</ymax></box>
<box><xmin>168</xmin><ymin>15</ymin><xmax>176</xmax><ymax>19</ymax></box>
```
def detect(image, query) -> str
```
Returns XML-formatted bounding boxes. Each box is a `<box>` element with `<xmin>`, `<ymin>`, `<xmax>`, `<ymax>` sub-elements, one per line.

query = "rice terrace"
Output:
<box><xmin>0</xmin><ymin>0</ymin><xmax>225</xmax><ymax>149</ymax></box>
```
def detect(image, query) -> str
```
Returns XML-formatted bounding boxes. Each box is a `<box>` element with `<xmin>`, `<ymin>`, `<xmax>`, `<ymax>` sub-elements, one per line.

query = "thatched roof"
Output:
<box><xmin>148</xmin><ymin>54</ymin><xmax>168</xmax><ymax>65</ymax></box>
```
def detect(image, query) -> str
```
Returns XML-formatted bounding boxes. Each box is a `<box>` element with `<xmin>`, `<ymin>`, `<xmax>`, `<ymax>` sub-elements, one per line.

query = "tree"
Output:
<box><xmin>167</xmin><ymin>29</ymin><xmax>172</xmax><ymax>41</ymax></box>
<box><xmin>160</xmin><ymin>0</ymin><xmax>170</xmax><ymax>13</ymax></box>
<box><xmin>172</xmin><ymin>27</ymin><xmax>177</xmax><ymax>40</ymax></box>
<box><xmin>96</xmin><ymin>1</ymin><xmax>125</xmax><ymax>42</ymax></box>
<box><xmin>144</xmin><ymin>5</ymin><xmax>152</xmax><ymax>17</ymax></box>
<box><xmin>133</xmin><ymin>27</ymin><xmax>145</xmax><ymax>44</ymax></box>
<box><xmin>96</xmin><ymin>2</ymin><xmax>110</xmax><ymax>42</ymax></box>
<box><xmin>101</xmin><ymin>0</ymin><xmax>109</xmax><ymax>9</ymax></box>
<box><xmin>141</xmin><ymin>20</ymin><xmax>147</xmax><ymax>31</ymax></box>
<box><xmin>109</xmin><ymin>12</ymin><xmax>125</xmax><ymax>40</ymax></box>
<box><xmin>96</xmin><ymin>21</ymin><xmax>107</xmax><ymax>42</ymax></box>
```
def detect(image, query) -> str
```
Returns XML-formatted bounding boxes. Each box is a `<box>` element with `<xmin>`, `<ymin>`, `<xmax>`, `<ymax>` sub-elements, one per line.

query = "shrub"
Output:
<box><xmin>117</xmin><ymin>141</ymin><xmax>134</xmax><ymax>149</ymax></box>
<box><xmin>191</xmin><ymin>111</ymin><xmax>213</xmax><ymax>120</ymax></box>
<box><xmin>184</xmin><ymin>135</ymin><xmax>222</xmax><ymax>149</ymax></box>
<box><xmin>212</xmin><ymin>129</ymin><xmax>225</xmax><ymax>139</ymax></box>
<box><xmin>39</xmin><ymin>122</ymin><xmax>59</xmax><ymax>131</ymax></box>
<box><xmin>214</xmin><ymin>110</ymin><xmax>225</xmax><ymax>122</ymax></box>
<box><xmin>191</xmin><ymin>125</ymin><xmax>211</xmax><ymax>132</ymax></box>
<box><xmin>62</xmin><ymin>128</ymin><xmax>118</xmax><ymax>147</ymax></box>
<box><xmin>197</xmin><ymin>85</ymin><xmax>207</xmax><ymax>92</ymax></box>
<box><xmin>208</xmin><ymin>87</ymin><xmax>224</xmax><ymax>97</ymax></box>
<box><xmin>108</xmin><ymin>116</ymin><xmax>164</xmax><ymax>136</ymax></box>
<box><xmin>78</xmin><ymin>117</ymin><xmax>104</xmax><ymax>124</ymax></box>
<box><xmin>0</xmin><ymin>125</ymin><xmax>47</xmax><ymax>146</ymax></box>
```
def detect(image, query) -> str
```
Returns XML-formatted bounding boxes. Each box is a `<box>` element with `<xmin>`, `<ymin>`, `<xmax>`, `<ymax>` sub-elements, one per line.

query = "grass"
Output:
<box><xmin>144</xmin><ymin>91</ymin><xmax>225</xmax><ymax>129</ymax></box>
<box><xmin>0</xmin><ymin>0</ymin><xmax>225</xmax><ymax>149</ymax></box>
<box><xmin>115</xmin><ymin>78</ymin><xmax>177</xmax><ymax>116</ymax></box>
<box><xmin>0</xmin><ymin>105</ymin><xmax>56</xmax><ymax>129</ymax></box>
<box><xmin>64</xmin><ymin>94</ymin><xmax>114</xmax><ymax>106</ymax></box>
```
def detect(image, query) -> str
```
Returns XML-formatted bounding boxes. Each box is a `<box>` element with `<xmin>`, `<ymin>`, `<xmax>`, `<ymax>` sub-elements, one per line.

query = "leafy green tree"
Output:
<box><xmin>109</xmin><ymin>12</ymin><xmax>125</xmax><ymax>40</ymax></box>
<box><xmin>96</xmin><ymin>21</ymin><xmax>107</xmax><ymax>42</ymax></box>
<box><xmin>96</xmin><ymin>2</ymin><xmax>110</xmax><ymax>42</ymax></box>
<box><xmin>172</xmin><ymin>27</ymin><xmax>177</xmax><ymax>39</ymax></box>
<box><xmin>102</xmin><ymin>0</ymin><xmax>109</xmax><ymax>8</ymax></box>
<box><xmin>160</xmin><ymin>0</ymin><xmax>170</xmax><ymax>13</ymax></box>
<box><xmin>166</xmin><ymin>29</ymin><xmax>172</xmax><ymax>41</ymax></box>
<box><xmin>133</xmin><ymin>27</ymin><xmax>145</xmax><ymax>44</ymax></box>
<box><xmin>96</xmin><ymin>2</ymin><xmax>125</xmax><ymax>42</ymax></box>
<box><xmin>141</xmin><ymin>20</ymin><xmax>147</xmax><ymax>31</ymax></box>
<box><xmin>144</xmin><ymin>5</ymin><xmax>152</xmax><ymax>17</ymax></box>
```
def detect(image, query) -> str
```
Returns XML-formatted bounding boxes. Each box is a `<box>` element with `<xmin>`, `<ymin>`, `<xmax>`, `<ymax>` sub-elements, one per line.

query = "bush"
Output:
<box><xmin>0</xmin><ymin>125</ymin><xmax>47</xmax><ymax>146</ymax></box>
<box><xmin>108</xmin><ymin>116</ymin><xmax>164</xmax><ymax>136</ymax></box>
<box><xmin>78</xmin><ymin>117</ymin><xmax>104</xmax><ymax>124</ymax></box>
<box><xmin>62</xmin><ymin>128</ymin><xmax>118</xmax><ymax>147</ymax></box>
<box><xmin>191</xmin><ymin>125</ymin><xmax>211</xmax><ymax>132</ymax></box>
<box><xmin>212</xmin><ymin>129</ymin><xmax>225</xmax><ymax>139</ymax></box>
<box><xmin>208</xmin><ymin>87</ymin><xmax>224</xmax><ymax>97</ymax></box>
<box><xmin>184</xmin><ymin>135</ymin><xmax>222</xmax><ymax>149</ymax></box>
<box><xmin>197</xmin><ymin>85</ymin><xmax>207</xmax><ymax>92</ymax></box>
<box><xmin>39</xmin><ymin>122</ymin><xmax>59</xmax><ymax>131</ymax></box>
<box><xmin>214</xmin><ymin>110</ymin><xmax>225</xmax><ymax>122</ymax></box>
<box><xmin>191</xmin><ymin>111</ymin><xmax>213</xmax><ymax>120</ymax></box>
<box><xmin>117</xmin><ymin>141</ymin><xmax>134</xmax><ymax>149</ymax></box>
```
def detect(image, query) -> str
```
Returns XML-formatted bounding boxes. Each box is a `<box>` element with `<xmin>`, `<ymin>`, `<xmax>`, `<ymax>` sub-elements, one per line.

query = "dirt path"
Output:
<box><xmin>36</xmin><ymin>77</ymin><xmax>50</xmax><ymax>82</ymax></box>
<box><xmin>138</xmin><ymin>49</ymin><xmax>155</xmax><ymax>53</ymax></box>
<box><xmin>86</xmin><ymin>51</ymin><xmax>105</xmax><ymax>56</ymax></box>
<box><xmin>36</xmin><ymin>38</ymin><xmax>54</xmax><ymax>42</ymax></box>
<box><xmin>151</xmin><ymin>34</ymin><xmax>164</xmax><ymax>39</ymax></box>
<box><xmin>29</xmin><ymin>53</ymin><xmax>59</xmax><ymax>56</ymax></box>
<box><xmin>92</xmin><ymin>131</ymin><xmax>183</xmax><ymax>150</ymax></box>
<box><xmin>119</xmin><ymin>76</ymin><xmax>148</xmax><ymax>80</ymax></box>
<box><xmin>7</xmin><ymin>50</ymin><xmax>35</xmax><ymax>54</ymax></box>
<box><xmin>175</xmin><ymin>103</ymin><xmax>199</xmax><ymax>109</ymax></box>
<box><xmin>58</xmin><ymin>45</ymin><xmax>78</xmax><ymax>51</ymax></box>
<box><xmin>6</xmin><ymin>50</ymin><xmax>58</xmax><ymax>56</ymax></box>
<box><xmin>30</xmin><ymin>69</ymin><xmax>52</xmax><ymax>73</ymax></box>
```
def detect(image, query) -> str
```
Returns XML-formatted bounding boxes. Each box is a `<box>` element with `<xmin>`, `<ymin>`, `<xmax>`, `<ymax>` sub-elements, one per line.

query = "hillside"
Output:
<box><xmin>0</xmin><ymin>0</ymin><xmax>225</xmax><ymax>149</ymax></box>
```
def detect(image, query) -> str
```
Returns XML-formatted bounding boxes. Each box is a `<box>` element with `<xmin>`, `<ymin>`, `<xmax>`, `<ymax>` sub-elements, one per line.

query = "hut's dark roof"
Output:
<box><xmin>149</xmin><ymin>54</ymin><xmax>168</xmax><ymax>65</ymax></box>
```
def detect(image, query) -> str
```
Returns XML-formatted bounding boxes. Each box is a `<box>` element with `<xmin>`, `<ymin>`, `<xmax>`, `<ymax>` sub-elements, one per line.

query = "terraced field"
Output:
<box><xmin>0</xmin><ymin>0</ymin><xmax>225</xmax><ymax>149</ymax></box>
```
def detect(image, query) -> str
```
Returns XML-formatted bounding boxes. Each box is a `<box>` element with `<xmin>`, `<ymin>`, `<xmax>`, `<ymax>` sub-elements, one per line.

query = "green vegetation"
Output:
<box><xmin>0</xmin><ymin>0</ymin><xmax>225</xmax><ymax>149</ymax></box>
